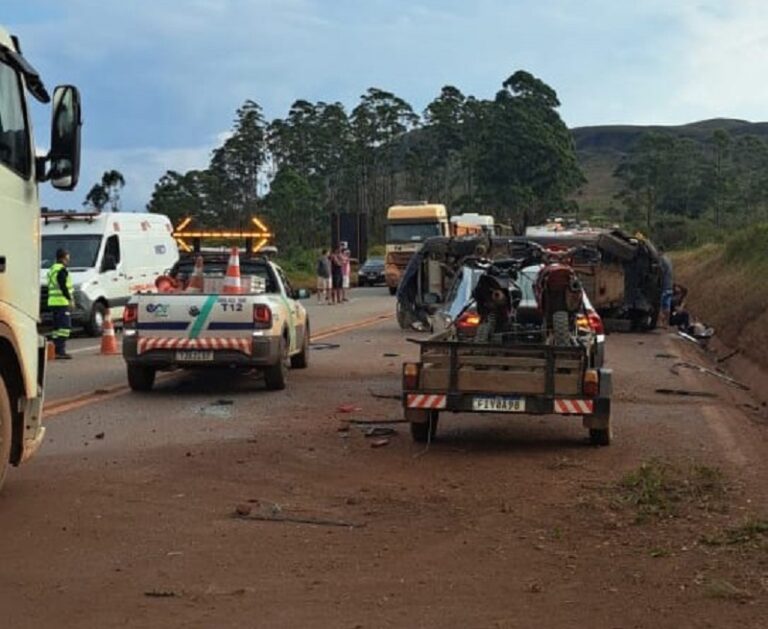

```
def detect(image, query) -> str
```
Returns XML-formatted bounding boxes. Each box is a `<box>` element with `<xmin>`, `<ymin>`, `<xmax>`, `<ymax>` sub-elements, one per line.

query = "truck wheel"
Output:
<box><xmin>0</xmin><ymin>376</ymin><xmax>12</xmax><ymax>492</ymax></box>
<box><xmin>290</xmin><ymin>325</ymin><xmax>310</xmax><ymax>369</ymax></box>
<box><xmin>388</xmin><ymin>286</ymin><xmax>397</xmax><ymax>296</ymax></box>
<box><xmin>127</xmin><ymin>364</ymin><xmax>156</xmax><ymax>392</ymax></box>
<box><xmin>264</xmin><ymin>339</ymin><xmax>288</xmax><ymax>390</ymax></box>
<box><xmin>552</xmin><ymin>311</ymin><xmax>572</xmax><ymax>346</ymax></box>
<box><xmin>85</xmin><ymin>301</ymin><xmax>107</xmax><ymax>337</ymax></box>
<box><xmin>407</xmin><ymin>410</ymin><xmax>439</xmax><ymax>443</ymax></box>
<box><xmin>589</xmin><ymin>428</ymin><xmax>611</xmax><ymax>446</ymax></box>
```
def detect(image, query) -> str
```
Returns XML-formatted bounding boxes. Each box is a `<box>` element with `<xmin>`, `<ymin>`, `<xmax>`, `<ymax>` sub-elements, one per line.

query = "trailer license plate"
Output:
<box><xmin>175</xmin><ymin>350</ymin><xmax>214</xmax><ymax>362</ymax></box>
<box><xmin>472</xmin><ymin>396</ymin><xmax>526</xmax><ymax>412</ymax></box>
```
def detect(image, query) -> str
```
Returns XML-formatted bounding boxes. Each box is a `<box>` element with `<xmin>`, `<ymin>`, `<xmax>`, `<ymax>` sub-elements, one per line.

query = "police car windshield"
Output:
<box><xmin>41</xmin><ymin>235</ymin><xmax>102</xmax><ymax>269</ymax></box>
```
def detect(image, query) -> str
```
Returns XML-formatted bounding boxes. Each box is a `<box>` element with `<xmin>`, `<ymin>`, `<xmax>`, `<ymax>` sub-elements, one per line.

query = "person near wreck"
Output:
<box><xmin>47</xmin><ymin>248</ymin><xmax>74</xmax><ymax>359</ymax></box>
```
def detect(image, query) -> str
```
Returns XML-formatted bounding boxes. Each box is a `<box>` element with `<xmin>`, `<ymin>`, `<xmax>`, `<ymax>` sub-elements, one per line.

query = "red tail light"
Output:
<box><xmin>253</xmin><ymin>304</ymin><xmax>272</xmax><ymax>328</ymax></box>
<box><xmin>123</xmin><ymin>303</ymin><xmax>138</xmax><ymax>326</ymax></box>
<box><xmin>587</xmin><ymin>311</ymin><xmax>604</xmax><ymax>335</ymax></box>
<box><xmin>456</xmin><ymin>311</ymin><xmax>481</xmax><ymax>331</ymax></box>
<box><xmin>583</xmin><ymin>369</ymin><xmax>599</xmax><ymax>397</ymax></box>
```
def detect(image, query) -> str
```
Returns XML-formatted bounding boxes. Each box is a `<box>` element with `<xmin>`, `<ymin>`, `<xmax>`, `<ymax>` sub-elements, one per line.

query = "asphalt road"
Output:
<box><xmin>2</xmin><ymin>289</ymin><xmax>767</xmax><ymax>629</ymax></box>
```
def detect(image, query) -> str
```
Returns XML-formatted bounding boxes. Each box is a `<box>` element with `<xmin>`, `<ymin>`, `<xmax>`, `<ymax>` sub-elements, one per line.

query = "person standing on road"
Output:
<box><xmin>316</xmin><ymin>249</ymin><xmax>331</xmax><ymax>304</ymax></box>
<box><xmin>341</xmin><ymin>248</ymin><xmax>351</xmax><ymax>302</ymax></box>
<box><xmin>330</xmin><ymin>245</ymin><xmax>344</xmax><ymax>304</ymax></box>
<box><xmin>48</xmin><ymin>248</ymin><xmax>73</xmax><ymax>359</ymax></box>
<box><xmin>659</xmin><ymin>247</ymin><xmax>674</xmax><ymax>328</ymax></box>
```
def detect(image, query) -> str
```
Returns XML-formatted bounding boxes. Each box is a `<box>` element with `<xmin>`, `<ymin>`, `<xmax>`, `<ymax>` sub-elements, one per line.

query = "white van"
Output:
<box><xmin>40</xmin><ymin>211</ymin><xmax>179</xmax><ymax>335</ymax></box>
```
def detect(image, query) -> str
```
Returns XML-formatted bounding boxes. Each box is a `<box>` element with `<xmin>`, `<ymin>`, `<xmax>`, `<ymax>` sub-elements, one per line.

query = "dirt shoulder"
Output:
<box><xmin>1</xmin><ymin>324</ymin><xmax>767</xmax><ymax>629</ymax></box>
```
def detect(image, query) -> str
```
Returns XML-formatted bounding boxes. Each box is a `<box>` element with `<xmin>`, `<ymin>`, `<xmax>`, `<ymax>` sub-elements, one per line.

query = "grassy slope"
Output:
<box><xmin>673</xmin><ymin>225</ymin><xmax>768</xmax><ymax>370</ymax></box>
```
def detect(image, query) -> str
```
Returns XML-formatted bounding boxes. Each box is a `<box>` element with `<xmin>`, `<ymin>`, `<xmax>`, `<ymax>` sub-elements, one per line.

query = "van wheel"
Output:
<box><xmin>265</xmin><ymin>339</ymin><xmax>288</xmax><ymax>390</ymax></box>
<box><xmin>127</xmin><ymin>365</ymin><xmax>156</xmax><ymax>391</ymax></box>
<box><xmin>0</xmin><ymin>376</ymin><xmax>13</xmax><ymax>492</ymax></box>
<box><xmin>85</xmin><ymin>302</ymin><xmax>107</xmax><ymax>337</ymax></box>
<box><xmin>290</xmin><ymin>325</ymin><xmax>310</xmax><ymax>369</ymax></box>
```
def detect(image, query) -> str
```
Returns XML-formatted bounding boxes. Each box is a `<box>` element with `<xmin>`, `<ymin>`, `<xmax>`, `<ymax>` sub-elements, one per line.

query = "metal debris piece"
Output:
<box><xmin>233</xmin><ymin>513</ymin><xmax>364</xmax><ymax>528</ymax></box>
<box><xmin>671</xmin><ymin>361</ymin><xmax>750</xmax><ymax>391</ymax></box>
<box><xmin>655</xmin><ymin>388</ymin><xmax>718</xmax><ymax>398</ymax></box>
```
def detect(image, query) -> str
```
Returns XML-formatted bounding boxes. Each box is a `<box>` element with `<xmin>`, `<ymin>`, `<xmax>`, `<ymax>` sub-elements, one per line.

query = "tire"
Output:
<box><xmin>127</xmin><ymin>364</ymin><xmax>156</xmax><ymax>392</ymax></box>
<box><xmin>408</xmin><ymin>410</ymin><xmax>439</xmax><ymax>443</ymax></box>
<box><xmin>0</xmin><ymin>376</ymin><xmax>13</xmax><ymax>493</ymax></box>
<box><xmin>388</xmin><ymin>286</ymin><xmax>397</xmax><ymax>296</ymax></box>
<box><xmin>85</xmin><ymin>301</ymin><xmax>107</xmax><ymax>337</ymax></box>
<box><xmin>552</xmin><ymin>311</ymin><xmax>572</xmax><ymax>346</ymax></box>
<box><xmin>264</xmin><ymin>338</ymin><xmax>288</xmax><ymax>390</ymax></box>
<box><xmin>590</xmin><ymin>428</ymin><xmax>611</xmax><ymax>446</ymax></box>
<box><xmin>290</xmin><ymin>324</ymin><xmax>310</xmax><ymax>369</ymax></box>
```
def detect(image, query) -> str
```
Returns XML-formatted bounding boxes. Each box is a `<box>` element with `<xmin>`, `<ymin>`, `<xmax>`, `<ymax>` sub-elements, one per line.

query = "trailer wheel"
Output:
<box><xmin>0</xmin><ymin>375</ymin><xmax>12</xmax><ymax>492</ymax></box>
<box><xmin>407</xmin><ymin>409</ymin><xmax>439</xmax><ymax>443</ymax></box>
<box><xmin>127</xmin><ymin>364</ymin><xmax>156</xmax><ymax>392</ymax></box>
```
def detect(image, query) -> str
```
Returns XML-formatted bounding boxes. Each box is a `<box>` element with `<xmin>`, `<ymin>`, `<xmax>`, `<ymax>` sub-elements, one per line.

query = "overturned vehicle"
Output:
<box><xmin>395</xmin><ymin>228</ymin><xmax>663</xmax><ymax>333</ymax></box>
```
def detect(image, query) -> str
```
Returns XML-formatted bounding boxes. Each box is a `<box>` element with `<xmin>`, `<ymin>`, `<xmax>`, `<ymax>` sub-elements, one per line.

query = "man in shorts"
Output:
<box><xmin>316</xmin><ymin>249</ymin><xmax>331</xmax><ymax>304</ymax></box>
<box><xmin>330</xmin><ymin>245</ymin><xmax>344</xmax><ymax>304</ymax></box>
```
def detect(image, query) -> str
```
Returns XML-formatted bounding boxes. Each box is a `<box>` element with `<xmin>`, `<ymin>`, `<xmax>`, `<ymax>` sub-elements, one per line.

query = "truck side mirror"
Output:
<box><xmin>48</xmin><ymin>85</ymin><xmax>82</xmax><ymax>191</ymax></box>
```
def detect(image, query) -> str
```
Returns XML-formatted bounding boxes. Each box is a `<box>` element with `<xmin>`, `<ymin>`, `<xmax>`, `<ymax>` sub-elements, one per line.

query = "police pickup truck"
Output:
<box><xmin>122</xmin><ymin>252</ymin><xmax>309</xmax><ymax>391</ymax></box>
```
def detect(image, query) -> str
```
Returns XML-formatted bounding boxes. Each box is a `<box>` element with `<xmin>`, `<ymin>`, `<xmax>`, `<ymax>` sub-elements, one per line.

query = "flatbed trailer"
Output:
<box><xmin>402</xmin><ymin>332</ymin><xmax>613</xmax><ymax>445</ymax></box>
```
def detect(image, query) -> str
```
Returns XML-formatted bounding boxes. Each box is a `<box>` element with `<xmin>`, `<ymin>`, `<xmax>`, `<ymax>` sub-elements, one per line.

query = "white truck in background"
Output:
<box><xmin>0</xmin><ymin>26</ymin><xmax>82</xmax><ymax>491</ymax></box>
<box><xmin>40</xmin><ymin>211</ymin><xmax>179</xmax><ymax>335</ymax></box>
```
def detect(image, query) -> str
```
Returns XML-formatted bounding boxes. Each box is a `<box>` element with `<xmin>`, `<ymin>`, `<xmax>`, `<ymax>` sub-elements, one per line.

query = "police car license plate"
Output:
<box><xmin>175</xmin><ymin>350</ymin><xmax>214</xmax><ymax>362</ymax></box>
<box><xmin>472</xmin><ymin>396</ymin><xmax>526</xmax><ymax>412</ymax></box>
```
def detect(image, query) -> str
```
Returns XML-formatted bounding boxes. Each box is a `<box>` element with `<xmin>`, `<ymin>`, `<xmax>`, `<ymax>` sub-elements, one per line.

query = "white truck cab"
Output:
<box><xmin>0</xmin><ymin>25</ymin><xmax>82</xmax><ymax>490</ymax></box>
<box><xmin>40</xmin><ymin>212</ymin><xmax>179</xmax><ymax>335</ymax></box>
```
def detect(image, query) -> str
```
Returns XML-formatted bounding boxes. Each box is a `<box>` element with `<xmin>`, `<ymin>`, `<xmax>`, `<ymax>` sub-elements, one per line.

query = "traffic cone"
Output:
<box><xmin>222</xmin><ymin>247</ymin><xmax>242</xmax><ymax>295</ymax></box>
<box><xmin>100</xmin><ymin>309</ymin><xmax>120</xmax><ymax>355</ymax></box>
<box><xmin>185</xmin><ymin>255</ymin><xmax>204</xmax><ymax>293</ymax></box>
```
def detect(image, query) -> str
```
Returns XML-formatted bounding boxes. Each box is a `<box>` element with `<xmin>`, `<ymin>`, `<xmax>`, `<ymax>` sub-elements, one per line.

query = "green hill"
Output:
<box><xmin>571</xmin><ymin>118</ymin><xmax>768</xmax><ymax>211</ymax></box>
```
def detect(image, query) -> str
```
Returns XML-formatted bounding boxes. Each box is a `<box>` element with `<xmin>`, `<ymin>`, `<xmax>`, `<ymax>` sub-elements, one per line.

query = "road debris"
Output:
<box><xmin>382</xmin><ymin>352</ymin><xmax>400</xmax><ymax>357</ymax></box>
<box><xmin>310</xmin><ymin>342</ymin><xmax>340</xmax><ymax>351</ymax></box>
<box><xmin>716</xmin><ymin>349</ymin><xmax>740</xmax><ymax>363</ymax></box>
<box><xmin>655</xmin><ymin>353</ymin><xmax>679</xmax><ymax>359</ymax></box>
<box><xmin>370</xmin><ymin>438</ymin><xmax>390</xmax><ymax>448</ymax></box>
<box><xmin>94</xmin><ymin>432</ymin><xmax>105</xmax><ymax>440</ymax></box>
<box><xmin>368</xmin><ymin>389</ymin><xmax>401</xmax><ymax>400</ymax></box>
<box><xmin>671</xmin><ymin>361</ymin><xmax>750</xmax><ymax>391</ymax></box>
<box><xmin>363</xmin><ymin>426</ymin><xmax>397</xmax><ymax>438</ymax></box>
<box><xmin>655</xmin><ymin>388</ymin><xmax>718</xmax><ymax>398</ymax></box>
<box><xmin>336</xmin><ymin>404</ymin><xmax>362</xmax><ymax>413</ymax></box>
<box><xmin>144</xmin><ymin>590</ymin><xmax>177</xmax><ymax>598</ymax></box>
<box><xmin>234</xmin><ymin>504</ymin><xmax>252</xmax><ymax>517</ymax></box>
<box><xmin>233</xmin><ymin>512</ymin><xmax>365</xmax><ymax>528</ymax></box>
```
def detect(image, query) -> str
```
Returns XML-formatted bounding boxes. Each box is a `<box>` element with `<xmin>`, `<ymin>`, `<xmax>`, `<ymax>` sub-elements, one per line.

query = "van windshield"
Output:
<box><xmin>41</xmin><ymin>235</ymin><xmax>102</xmax><ymax>269</ymax></box>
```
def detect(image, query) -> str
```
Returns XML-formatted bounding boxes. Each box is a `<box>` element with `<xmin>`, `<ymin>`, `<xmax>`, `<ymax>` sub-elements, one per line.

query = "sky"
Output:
<box><xmin>6</xmin><ymin>0</ymin><xmax>768</xmax><ymax>211</ymax></box>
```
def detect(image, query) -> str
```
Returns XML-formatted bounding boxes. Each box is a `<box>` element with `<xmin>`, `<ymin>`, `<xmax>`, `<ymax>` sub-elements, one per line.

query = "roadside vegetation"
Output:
<box><xmin>674</xmin><ymin>224</ymin><xmax>768</xmax><ymax>371</ymax></box>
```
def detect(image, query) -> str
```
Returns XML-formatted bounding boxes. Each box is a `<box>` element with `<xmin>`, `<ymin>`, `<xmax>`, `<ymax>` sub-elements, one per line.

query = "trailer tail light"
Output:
<box><xmin>253</xmin><ymin>304</ymin><xmax>272</xmax><ymax>329</ymax></box>
<box><xmin>403</xmin><ymin>363</ymin><xmax>420</xmax><ymax>389</ymax></box>
<box><xmin>587</xmin><ymin>311</ymin><xmax>605</xmax><ymax>335</ymax></box>
<box><xmin>583</xmin><ymin>369</ymin><xmax>599</xmax><ymax>397</ymax></box>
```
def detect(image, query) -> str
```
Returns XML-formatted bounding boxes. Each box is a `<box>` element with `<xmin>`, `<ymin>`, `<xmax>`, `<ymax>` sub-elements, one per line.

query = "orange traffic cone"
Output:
<box><xmin>185</xmin><ymin>255</ymin><xmax>204</xmax><ymax>293</ymax></box>
<box><xmin>100</xmin><ymin>309</ymin><xmax>120</xmax><ymax>355</ymax></box>
<box><xmin>222</xmin><ymin>247</ymin><xmax>242</xmax><ymax>294</ymax></box>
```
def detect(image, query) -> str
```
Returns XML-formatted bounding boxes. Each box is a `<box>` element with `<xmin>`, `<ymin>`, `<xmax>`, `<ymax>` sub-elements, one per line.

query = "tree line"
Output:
<box><xmin>146</xmin><ymin>70</ymin><xmax>584</xmax><ymax>248</ymax></box>
<box><xmin>613</xmin><ymin>129</ymin><xmax>768</xmax><ymax>244</ymax></box>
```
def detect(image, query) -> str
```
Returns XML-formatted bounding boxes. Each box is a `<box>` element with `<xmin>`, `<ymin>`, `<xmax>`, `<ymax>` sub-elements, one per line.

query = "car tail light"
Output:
<box><xmin>583</xmin><ymin>369</ymin><xmax>599</xmax><ymax>397</ymax></box>
<box><xmin>123</xmin><ymin>303</ymin><xmax>138</xmax><ymax>326</ymax></box>
<box><xmin>403</xmin><ymin>363</ymin><xmax>420</xmax><ymax>389</ymax></box>
<box><xmin>253</xmin><ymin>304</ymin><xmax>272</xmax><ymax>329</ymax></box>
<box><xmin>587</xmin><ymin>311</ymin><xmax>604</xmax><ymax>335</ymax></box>
<box><xmin>456</xmin><ymin>311</ymin><xmax>481</xmax><ymax>332</ymax></box>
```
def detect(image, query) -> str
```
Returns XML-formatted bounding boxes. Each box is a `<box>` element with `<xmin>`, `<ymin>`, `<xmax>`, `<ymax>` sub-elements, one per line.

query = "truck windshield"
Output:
<box><xmin>386</xmin><ymin>222</ymin><xmax>443</xmax><ymax>243</ymax></box>
<box><xmin>41</xmin><ymin>235</ymin><xmax>102</xmax><ymax>269</ymax></box>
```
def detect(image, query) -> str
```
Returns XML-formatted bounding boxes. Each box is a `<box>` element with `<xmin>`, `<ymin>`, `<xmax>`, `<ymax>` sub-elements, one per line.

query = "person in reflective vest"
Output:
<box><xmin>48</xmin><ymin>248</ymin><xmax>73</xmax><ymax>359</ymax></box>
